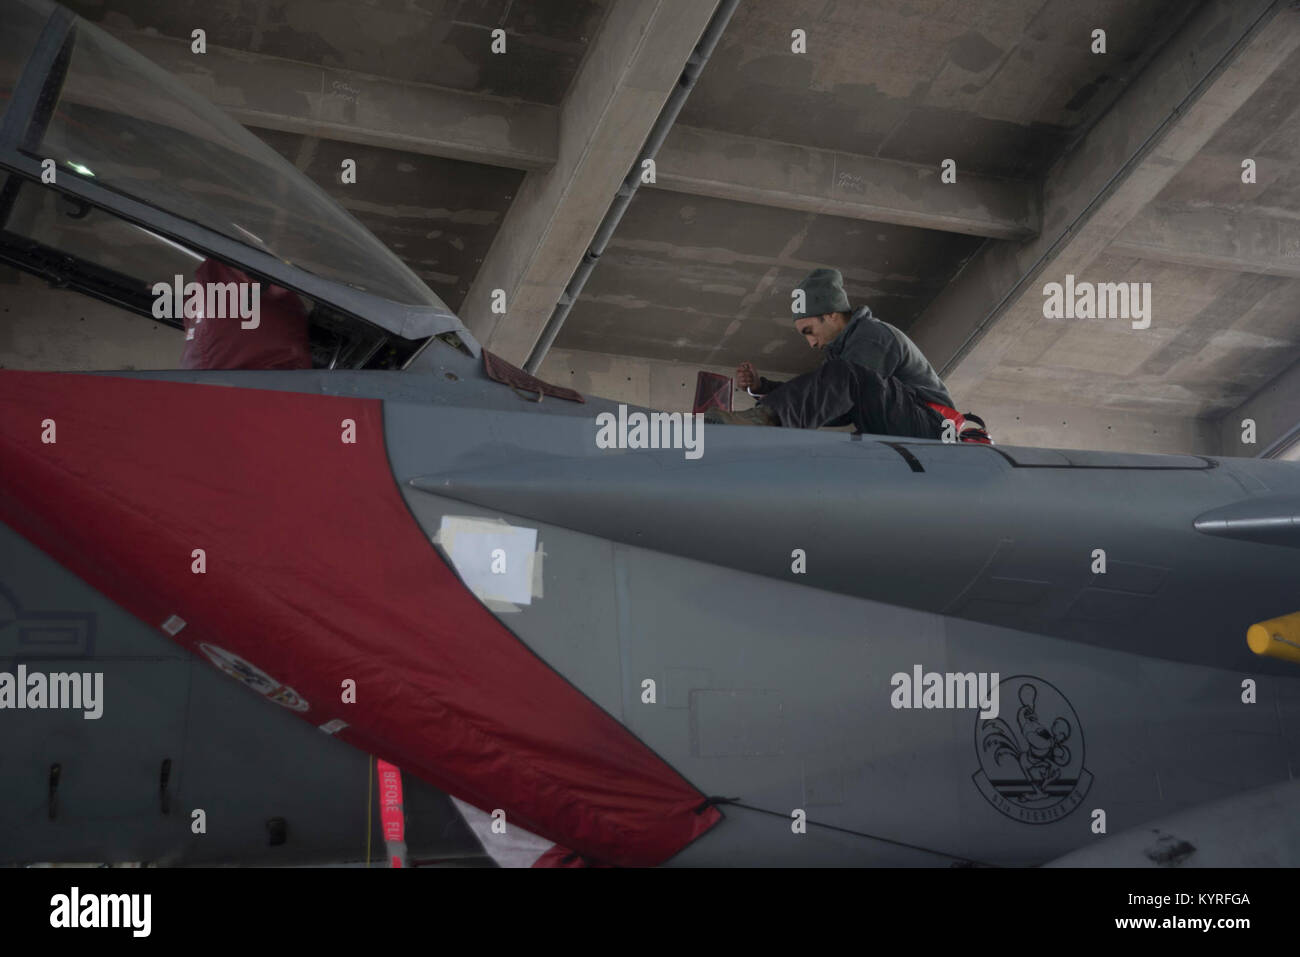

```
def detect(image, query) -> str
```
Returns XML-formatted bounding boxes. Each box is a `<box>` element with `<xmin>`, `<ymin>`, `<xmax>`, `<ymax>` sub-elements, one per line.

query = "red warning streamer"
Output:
<box><xmin>377</xmin><ymin>760</ymin><xmax>406</xmax><ymax>868</ymax></box>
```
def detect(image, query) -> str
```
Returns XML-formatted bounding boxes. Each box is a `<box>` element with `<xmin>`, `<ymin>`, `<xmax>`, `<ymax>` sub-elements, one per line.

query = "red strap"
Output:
<box><xmin>925</xmin><ymin>402</ymin><xmax>994</xmax><ymax>444</ymax></box>
<box><xmin>924</xmin><ymin>401</ymin><xmax>966</xmax><ymax>432</ymax></box>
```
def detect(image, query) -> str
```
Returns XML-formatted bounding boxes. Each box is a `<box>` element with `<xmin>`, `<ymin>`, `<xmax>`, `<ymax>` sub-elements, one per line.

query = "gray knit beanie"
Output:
<box><xmin>792</xmin><ymin>267</ymin><xmax>851</xmax><ymax>319</ymax></box>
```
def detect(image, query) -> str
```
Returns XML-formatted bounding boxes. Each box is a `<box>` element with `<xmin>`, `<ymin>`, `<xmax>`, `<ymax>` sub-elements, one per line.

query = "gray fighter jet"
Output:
<box><xmin>2</xmin><ymin>0</ymin><xmax>1300</xmax><ymax>868</ymax></box>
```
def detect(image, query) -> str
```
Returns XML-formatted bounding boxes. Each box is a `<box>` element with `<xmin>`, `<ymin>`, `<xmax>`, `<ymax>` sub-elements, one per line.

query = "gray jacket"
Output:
<box><xmin>758</xmin><ymin>306</ymin><xmax>954</xmax><ymax>407</ymax></box>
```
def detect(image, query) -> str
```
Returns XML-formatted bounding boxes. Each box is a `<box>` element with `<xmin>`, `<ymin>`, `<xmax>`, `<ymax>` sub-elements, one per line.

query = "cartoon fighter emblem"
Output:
<box><xmin>972</xmin><ymin>676</ymin><xmax>1092</xmax><ymax>824</ymax></box>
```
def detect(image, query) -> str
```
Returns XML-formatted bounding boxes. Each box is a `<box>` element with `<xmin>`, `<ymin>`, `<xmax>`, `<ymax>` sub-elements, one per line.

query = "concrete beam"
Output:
<box><xmin>106</xmin><ymin>30</ymin><xmax>558</xmax><ymax>170</ymax></box>
<box><xmin>462</xmin><ymin>0</ymin><xmax>722</xmax><ymax>365</ymax></box>
<box><xmin>908</xmin><ymin>0</ymin><xmax>1300</xmax><ymax>398</ymax></box>
<box><xmin>537</xmin><ymin>346</ymin><xmax>759</xmax><ymax>412</ymax></box>
<box><xmin>109</xmin><ymin>28</ymin><xmax>1036</xmax><ymax>243</ymax></box>
<box><xmin>1217</xmin><ymin>357</ymin><xmax>1300</xmax><ymax>457</ymax></box>
<box><xmin>655</xmin><ymin>126</ymin><xmax>1038</xmax><ymax>240</ymax></box>
<box><xmin>1110</xmin><ymin>205</ymin><xmax>1300</xmax><ymax>279</ymax></box>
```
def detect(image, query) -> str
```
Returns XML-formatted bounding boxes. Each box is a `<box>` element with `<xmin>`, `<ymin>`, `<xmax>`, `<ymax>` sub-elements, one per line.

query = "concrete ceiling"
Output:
<box><xmin>556</xmin><ymin>190</ymin><xmax>982</xmax><ymax>372</ymax></box>
<box><xmin>11</xmin><ymin>0</ymin><xmax>1300</xmax><ymax>457</ymax></box>
<box><xmin>676</xmin><ymin>0</ymin><xmax>1192</xmax><ymax>179</ymax></box>
<box><xmin>978</xmin><ymin>258</ymin><xmax>1298</xmax><ymax>418</ymax></box>
<box><xmin>910</xmin><ymin>2</ymin><xmax>1300</xmax><ymax>451</ymax></box>
<box><xmin>74</xmin><ymin>0</ymin><xmax>610</xmax><ymax>103</ymax></box>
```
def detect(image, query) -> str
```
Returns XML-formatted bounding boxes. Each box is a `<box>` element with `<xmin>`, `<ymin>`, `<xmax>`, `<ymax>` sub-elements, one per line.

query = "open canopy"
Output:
<box><xmin>0</xmin><ymin>0</ymin><xmax>478</xmax><ymax>362</ymax></box>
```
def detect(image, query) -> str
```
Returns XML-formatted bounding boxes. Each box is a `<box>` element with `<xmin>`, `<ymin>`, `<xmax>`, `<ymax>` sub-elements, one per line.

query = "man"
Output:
<box><xmin>707</xmin><ymin>267</ymin><xmax>954</xmax><ymax>439</ymax></box>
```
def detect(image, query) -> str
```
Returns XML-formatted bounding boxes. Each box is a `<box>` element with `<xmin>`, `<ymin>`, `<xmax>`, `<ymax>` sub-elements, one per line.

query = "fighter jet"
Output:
<box><xmin>2</xmin><ymin>0</ymin><xmax>1300</xmax><ymax>868</ymax></box>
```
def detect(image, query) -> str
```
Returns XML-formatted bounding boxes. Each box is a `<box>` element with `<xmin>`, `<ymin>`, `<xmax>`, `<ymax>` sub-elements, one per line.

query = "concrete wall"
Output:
<box><xmin>0</xmin><ymin>264</ymin><xmax>1225</xmax><ymax>456</ymax></box>
<box><xmin>1217</xmin><ymin>357</ymin><xmax>1300</xmax><ymax>458</ymax></box>
<box><xmin>537</xmin><ymin>345</ymin><xmax>1220</xmax><ymax>455</ymax></box>
<box><xmin>966</xmin><ymin>397</ymin><xmax>1219</xmax><ymax>456</ymax></box>
<box><xmin>0</xmin><ymin>266</ymin><xmax>182</xmax><ymax>371</ymax></box>
<box><xmin>537</xmin><ymin>346</ymin><xmax>761</xmax><ymax>414</ymax></box>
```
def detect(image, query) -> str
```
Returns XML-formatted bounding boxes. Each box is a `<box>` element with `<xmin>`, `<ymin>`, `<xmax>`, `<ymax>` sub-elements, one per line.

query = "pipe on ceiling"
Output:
<box><xmin>522</xmin><ymin>0</ymin><xmax>742</xmax><ymax>374</ymax></box>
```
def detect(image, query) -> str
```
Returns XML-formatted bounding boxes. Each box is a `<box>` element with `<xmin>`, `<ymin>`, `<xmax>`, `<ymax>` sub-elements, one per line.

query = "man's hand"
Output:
<box><xmin>736</xmin><ymin>361</ymin><xmax>761</xmax><ymax>392</ymax></box>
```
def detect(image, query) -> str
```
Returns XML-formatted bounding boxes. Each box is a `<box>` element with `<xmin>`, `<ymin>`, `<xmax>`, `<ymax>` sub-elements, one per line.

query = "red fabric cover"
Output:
<box><xmin>180</xmin><ymin>260</ymin><xmax>312</xmax><ymax>370</ymax></box>
<box><xmin>692</xmin><ymin>372</ymin><xmax>733</xmax><ymax>414</ymax></box>
<box><xmin>482</xmin><ymin>350</ymin><xmax>584</xmax><ymax>403</ymax></box>
<box><xmin>0</xmin><ymin>371</ymin><xmax>719</xmax><ymax>866</ymax></box>
<box><xmin>533</xmin><ymin>844</ymin><xmax>610</xmax><ymax>868</ymax></box>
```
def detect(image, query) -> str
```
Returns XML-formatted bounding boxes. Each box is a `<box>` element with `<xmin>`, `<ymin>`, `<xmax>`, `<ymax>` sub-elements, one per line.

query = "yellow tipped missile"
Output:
<box><xmin>1247</xmin><ymin>612</ymin><xmax>1300</xmax><ymax>663</ymax></box>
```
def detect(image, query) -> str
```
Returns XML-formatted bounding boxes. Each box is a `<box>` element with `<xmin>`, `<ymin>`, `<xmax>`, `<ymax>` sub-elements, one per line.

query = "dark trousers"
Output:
<box><xmin>760</xmin><ymin>359</ymin><xmax>941</xmax><ymax>438</ymax></box>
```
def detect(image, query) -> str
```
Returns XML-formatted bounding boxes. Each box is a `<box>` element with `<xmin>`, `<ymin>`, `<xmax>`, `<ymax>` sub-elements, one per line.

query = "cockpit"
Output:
<box><xmin>0</xmin><ymin>0</ymin><xmax>478</xmax><ymax>369</ymax></box>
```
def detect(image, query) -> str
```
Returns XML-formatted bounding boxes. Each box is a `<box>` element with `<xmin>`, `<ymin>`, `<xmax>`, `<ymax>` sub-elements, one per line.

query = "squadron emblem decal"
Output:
<box><xmin>973</xmin><ymin>675</ymin><xmax>1091</xmax><ymax>824</ymax></box>
<box><xmin>199</xmin><ymin>642</ymin><xmax>310</xmax><ymax>712</ymax></box>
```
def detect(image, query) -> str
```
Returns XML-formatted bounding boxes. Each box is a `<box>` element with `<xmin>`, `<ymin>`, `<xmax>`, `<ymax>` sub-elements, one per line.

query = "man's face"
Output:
<box><xmin>794</xmin><ymin>314</ymin><xmax>843</xmax><ymax>349</ymax></box>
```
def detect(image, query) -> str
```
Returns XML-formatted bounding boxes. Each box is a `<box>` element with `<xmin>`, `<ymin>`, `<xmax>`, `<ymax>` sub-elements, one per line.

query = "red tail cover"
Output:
<box><xmin>0</xmin><ymin>371</ymin><xmax>719</xmax><ymax>865</ymax></box>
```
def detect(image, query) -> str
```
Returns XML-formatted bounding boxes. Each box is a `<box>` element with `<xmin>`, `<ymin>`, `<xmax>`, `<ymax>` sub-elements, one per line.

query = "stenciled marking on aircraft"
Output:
<box><xmin>972</xmin><ymin>676</ymin><xmax>1092</xmax><ymax>824</ymax></box>
<box><xmin>0</xmin><ymin>580</ymin><xmax>96</xmax><ymax>655</ymax></box>
<box><xmin>198</xmin><ymin>642</ymin><xmax>309</xmax><ymax>712</ymax></box>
